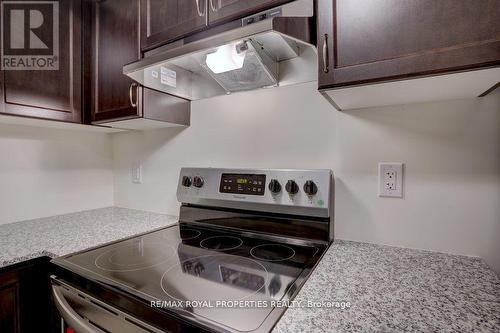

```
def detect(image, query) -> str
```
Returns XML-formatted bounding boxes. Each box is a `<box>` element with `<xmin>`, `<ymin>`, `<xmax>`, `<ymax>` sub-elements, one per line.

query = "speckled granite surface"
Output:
<box><xmin>2</xmin><ymin>210</ymin><xmax>499</xmax><ymax>332</ymax></box>
<box><xmin>273</xmin><ymin>240</ymin><xmax>500</xmax><ymax>333</ymax></box>
<box><xmin>0</xmin><ymin>207</ymin><xmax>178</xmax><ymax>268</ymax></box>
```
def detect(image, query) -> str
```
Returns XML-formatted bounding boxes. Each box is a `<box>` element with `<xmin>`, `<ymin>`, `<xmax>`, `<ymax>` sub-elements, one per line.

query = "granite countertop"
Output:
<box><xmin>1</xmin><ymin>208</ymin><xmax>499</xmax><ymax>332</ymax></box>
<box><xmin>273</xmin><ymin>240</ymin><xmax>500</xmax><ymax>333</ymax></box>
<box><xmin>0</xmin><ymin>207</ymin><xmax>178</xmax><ymax>268</ymax></box>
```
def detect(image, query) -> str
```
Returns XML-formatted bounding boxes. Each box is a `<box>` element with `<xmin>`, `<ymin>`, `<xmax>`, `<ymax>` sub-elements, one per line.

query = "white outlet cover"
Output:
<box><xmin>378</xmin><ymin>163</ymin><xmax>404</xmax><ymax>198</ymax></box>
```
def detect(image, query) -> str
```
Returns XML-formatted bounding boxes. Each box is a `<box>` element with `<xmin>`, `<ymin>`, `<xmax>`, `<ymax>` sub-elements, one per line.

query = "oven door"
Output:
<box><xmin>51</xmin><ymin>276</ymin><xmax>166</xmax><ymax>333</ymax></box>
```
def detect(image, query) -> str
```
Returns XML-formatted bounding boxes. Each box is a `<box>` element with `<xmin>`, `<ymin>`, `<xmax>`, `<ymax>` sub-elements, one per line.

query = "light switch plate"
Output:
<box><xmin>378</xmin><ymin>163</ymin><xmax>403</xmax><ymax>198</ymax></box>
<box><xmin>132</xmin><ymin>165</ymin><xmax>142</xmax><ymax>184</ymax></box>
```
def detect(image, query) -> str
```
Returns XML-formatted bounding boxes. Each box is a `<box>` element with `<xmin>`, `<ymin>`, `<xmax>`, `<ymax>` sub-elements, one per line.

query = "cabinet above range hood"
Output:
<box><xmin>123</xmin><ymin>0</ymin><xmax>317</xmax><ymax>101</ymax></box>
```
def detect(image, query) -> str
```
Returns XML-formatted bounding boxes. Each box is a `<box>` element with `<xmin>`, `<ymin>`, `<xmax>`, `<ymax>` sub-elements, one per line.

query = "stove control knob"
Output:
<box><xmin>285</xmin><ymin>180</ymin><xmax>299</xmax><ymax>195</ymax></box>
<box><xmin>268</xmin><ymin>179</ymin><xmax>282</xmax><ymax>194</ymax></box>
<box><xmin>303</xmin><ymin>180</ymin><xmax>318</xmax><ymax>196</ymax></box>
<box><xmin>181</xmin><ymin>176</ymin><xmax>192</xmax><ymax>187</ymax></box>
<box><xmin>193</xmin><ymin>176</ymin><xmax>204</xmax><ymax>188</ymax></box>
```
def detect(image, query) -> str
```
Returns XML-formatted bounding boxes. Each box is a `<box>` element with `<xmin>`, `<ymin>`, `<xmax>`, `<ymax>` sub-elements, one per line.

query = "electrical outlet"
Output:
<box><xmin>385</xmin><ymin>170</ymin><xmax>396</xmax><ymax>190</ymax></box>
<box><xmin>378</xmin><ymin>163</ymin><xmax>403</xmax><ymax>198</ymax></box>
<box><xmin>132</xmin><ymin>165</ymin><xmax>142</xmax><ymax>184</ymax></box>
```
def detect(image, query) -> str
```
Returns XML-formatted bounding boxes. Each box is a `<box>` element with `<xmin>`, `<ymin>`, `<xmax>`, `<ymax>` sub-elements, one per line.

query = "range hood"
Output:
<box><xmin>123</xmin><ymin>0</ymin><xmax>317</xmax><ymax>101</ymax></box>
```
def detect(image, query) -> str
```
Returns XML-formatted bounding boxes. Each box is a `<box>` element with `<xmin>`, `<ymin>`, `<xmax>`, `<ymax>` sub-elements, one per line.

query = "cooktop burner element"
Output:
<box><xmin>95</xmin><ymin>241</ymin><xmax>173</xmax><ymax>272</ymax></box>
<box><xmin>180</xmin><ymin>228</ymin><xmax>201</xmax><ymax>240</ymax></box>
<box><xmin>250</xmin><ymin>244</ymin><xmax>296</xmax><ymax>262</ymax></box>
<box><xmin>200</xmin><ymin>236</ymin><xmax>243</xmax><ymax>251</ymax></box>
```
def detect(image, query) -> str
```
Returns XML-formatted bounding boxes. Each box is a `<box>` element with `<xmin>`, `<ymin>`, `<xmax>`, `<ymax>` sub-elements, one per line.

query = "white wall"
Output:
<box><xmin>0</xmin><ymin>123</ymin><xmax>114</xmax><ymax>224</ymax></box>
<box><xmin>111</xmin><ymin>82</ymin><xmax>500</xmax><ymax>274</ymax></box>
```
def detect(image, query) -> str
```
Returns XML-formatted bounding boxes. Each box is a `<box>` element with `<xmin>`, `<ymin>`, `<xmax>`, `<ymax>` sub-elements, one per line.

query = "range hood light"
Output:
<box><xmin>205</xmin><ymin>42</ymin><xmax>247</xmax><ymax>74</ymax></box>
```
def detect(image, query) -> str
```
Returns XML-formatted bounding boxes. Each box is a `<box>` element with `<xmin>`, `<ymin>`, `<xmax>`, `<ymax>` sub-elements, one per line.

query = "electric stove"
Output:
<box><xmin>51</xmin><ymin>168</ymin><xmax>334</xmax><ymax>333</ymax></box>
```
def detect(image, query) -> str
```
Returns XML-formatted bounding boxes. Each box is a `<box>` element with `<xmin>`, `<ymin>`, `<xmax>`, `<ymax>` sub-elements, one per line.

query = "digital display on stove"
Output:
<box><xmin>220</xmin><ymin>174</ymin><xmax>266</xmax><ymax>196</ymax></box>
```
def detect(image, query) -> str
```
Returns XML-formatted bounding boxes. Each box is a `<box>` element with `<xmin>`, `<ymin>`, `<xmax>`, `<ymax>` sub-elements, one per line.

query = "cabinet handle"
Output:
<box><xmin>195</xmin><ymin>0</ymin><xmax>206</xmax><ymax>17</ymax></box>
<box><xmin>322</xmin><ymin>33</ymin><xmax>329</xmax><ymax>73</ymax></box>
<box><xmin>210</xmin><ymin>0</ymin><xmax>219</xmax><ymax>12</ymax></box>
<box><xmin>129</xmin><ymin>82</ymin><xmax>138</xmax><ymax>108</ymax></box>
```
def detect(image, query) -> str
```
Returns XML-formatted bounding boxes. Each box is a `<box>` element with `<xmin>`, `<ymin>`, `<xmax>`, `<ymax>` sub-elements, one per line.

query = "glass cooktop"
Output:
<box><xmin>54</xmin><ymin>224</ymin><xmax>324</xmax><ymax>332</ymax></box>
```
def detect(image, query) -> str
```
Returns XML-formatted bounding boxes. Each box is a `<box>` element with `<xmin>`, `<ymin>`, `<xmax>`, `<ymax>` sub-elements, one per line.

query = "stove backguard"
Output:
<box><xmin>179</xmin><ymin>204</ymin><xmax>332</xmax><ymax>245</ymax></box>
<box><xmin>177</xmin><ymin>168</ymin><xmax>334</xmax><ymax>244</ymax></box>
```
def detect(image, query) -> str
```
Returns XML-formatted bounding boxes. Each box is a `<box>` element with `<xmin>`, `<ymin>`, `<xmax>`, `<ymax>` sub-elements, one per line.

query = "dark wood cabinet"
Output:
<box><xmin>0</xmin><ymin>280</ymin><xmax>19</xmax><ymax>332</ymax></box>
<box><xmin>91</xmin><ymin>0</ymin><xmax>190</xmax><ymax>127</ymax></box>
<box><xmin>0</xmin><ymin>258</ymin><xmax>51</xmax><ymax>333</ymax></box>
<box><xmin>317</xmin><ymin>0</ymin><xmax>500</xmax><ymax>90</ymax></box>
<box><xmin>140</xmin><ymin>0</ymin><xmax>292</xmax><ymax>51</ymax></box>
<box><xmin>140</xmin><ymin>0</ymin><xmax>207</xmax><ymax>51</ymax></box>
<box><xmin>91</xmin><ymin>0</ymin><xmax>141</xmax><ymax>122</ymax></box>
<box><xmin>0</xmin><ymin>0</ymin><xmax>83</xmax><ymax>123</ymax></box>
<box><xmin>208</xmin><ymin>0</ymin><xmax>290</xmax><ymax>26</ymax></box>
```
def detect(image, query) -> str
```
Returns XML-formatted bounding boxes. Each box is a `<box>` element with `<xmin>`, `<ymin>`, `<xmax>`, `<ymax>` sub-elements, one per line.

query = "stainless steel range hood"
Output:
<box><xmin>123</xmin><ymin>0</ymin><xmax>317</xmax><ymax>101</ymax></box>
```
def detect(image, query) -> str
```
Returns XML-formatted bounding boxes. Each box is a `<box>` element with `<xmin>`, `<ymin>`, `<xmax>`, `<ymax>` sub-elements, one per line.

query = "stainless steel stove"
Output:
<box><xmin>51</xmin><ymin>168</ymin><xmax>334</xmax><ymax>333</ymax></box>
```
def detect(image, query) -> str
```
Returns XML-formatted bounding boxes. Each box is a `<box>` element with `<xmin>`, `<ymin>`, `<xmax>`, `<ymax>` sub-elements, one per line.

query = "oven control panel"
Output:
<box><xmin>219</xmin><ymin>174</ymin><xmax>266</xmax><ymax>196</ymax></box>
<box><xmin>177</xmin><ymin>168</ymin><xmax>333</xmax><ymax>218</ymax></box>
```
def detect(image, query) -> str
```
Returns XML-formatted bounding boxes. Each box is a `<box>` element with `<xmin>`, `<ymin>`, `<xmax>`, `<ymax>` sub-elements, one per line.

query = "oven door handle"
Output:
<box><xmin>52</xmin><ymin>284</ymin><xmax>105</xmax><ymax>333</ymax></box>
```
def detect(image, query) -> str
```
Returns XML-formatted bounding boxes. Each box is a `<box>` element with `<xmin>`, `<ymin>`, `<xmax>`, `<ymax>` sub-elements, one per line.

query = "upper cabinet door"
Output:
<box><xmin>91</xmin><ymin>0</ymin><xmax>141</xmax><ymax>123</ymax></box>
<box><xmin>1</xmin><ymin>0</ymin><xmax>82</xmax><ymax>123</ymax></box>
<box><xmin>208</xmin><ymin>0</ymin><xmax>290</xmax><ymax>25</ymax></box>
<box><xmin>141</xmin><ymin>0</ymin><xmax>208</xmax><ymax>51</ymax></box>
<box><xmin>317</xmin><ymin>0</ymin><xmax>500</xmax><ymax>89</ymax></box>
